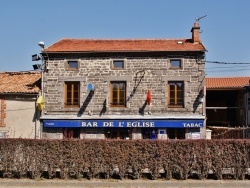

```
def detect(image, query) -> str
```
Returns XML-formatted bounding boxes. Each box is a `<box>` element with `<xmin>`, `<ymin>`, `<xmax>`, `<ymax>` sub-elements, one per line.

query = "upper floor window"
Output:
<box><xmin>112</xmin><ymin>60</ymin><xmax>124</xmax><ymax>69</ymax></box>
<box><xmin>168</xmin><ymin>81</ymin><xmax>184</xmax><ymax>108</ymax></box>
<box><xmin>110</xmin><ymin>81</ymin><xmax>126</xmax><ymax>107</ymax></box>
<box><xmin>66</xmin><ymin>61</ymin><xmax>78</xmax><ymax>70</ymax></box>
<box><xmin>170</xmin><ymin>59</ymin><xmax>182</xmax><ymax>69</ymax></box>
<box><xmin>65</xmin><ymin>82</ymin><xmax>80</xmax><ymax>107</ymax></box>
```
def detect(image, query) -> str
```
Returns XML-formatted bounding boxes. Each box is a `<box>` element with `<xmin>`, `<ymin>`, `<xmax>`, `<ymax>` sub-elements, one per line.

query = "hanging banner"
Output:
<box><xmin>37</xmin><ymin>96</ymin><xmax>45</xmax><ymax>111</ymax></box>
<box><xmin>146</xmin><ymin>90</ymin><xmax>152</xmax><ymax>105</ymax></box>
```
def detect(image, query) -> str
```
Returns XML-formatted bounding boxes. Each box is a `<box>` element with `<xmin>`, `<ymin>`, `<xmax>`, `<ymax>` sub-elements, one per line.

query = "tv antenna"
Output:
<box><xmin>195</xmin><ymin>15</ymin><xmax>207</xmax><ymax>22</ymax></box>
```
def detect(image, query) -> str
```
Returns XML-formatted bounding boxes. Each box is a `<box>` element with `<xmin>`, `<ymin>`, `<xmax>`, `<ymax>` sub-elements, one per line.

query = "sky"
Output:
<box><xmin>1</xmin><ymin>0</ymin><xmax>250</xmax><ymax>77</ymax></box>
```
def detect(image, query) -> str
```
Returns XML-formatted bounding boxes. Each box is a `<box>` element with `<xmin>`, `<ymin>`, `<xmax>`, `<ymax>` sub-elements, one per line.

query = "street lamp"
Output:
<box><xmin>38</xmin><ymin>41</ymin><xmax>45</xmax><ymax>49</ymax></box>
<box><xmin>32</xmin><ymin>41</ymin><xmax>45</xmax><ymax>139</ymax></box>
<box><xmin>32</xmin><ymin>41</ymin><xmax>45</xmax><ymax>70</ymax></box>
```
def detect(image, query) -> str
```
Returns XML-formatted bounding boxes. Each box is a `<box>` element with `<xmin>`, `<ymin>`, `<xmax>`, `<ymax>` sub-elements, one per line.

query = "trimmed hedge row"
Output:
<box><xmin>0</xmin><ymin>139</ymin><xmax>250</xmax><ymax>180</ymax></box>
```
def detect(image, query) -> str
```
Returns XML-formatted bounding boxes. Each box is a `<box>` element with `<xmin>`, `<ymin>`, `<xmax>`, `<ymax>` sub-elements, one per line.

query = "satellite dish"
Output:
<box><xmin>87</xmin><ymin>83</ymin><xmax>94</xmax><ymax>91</ymax></box>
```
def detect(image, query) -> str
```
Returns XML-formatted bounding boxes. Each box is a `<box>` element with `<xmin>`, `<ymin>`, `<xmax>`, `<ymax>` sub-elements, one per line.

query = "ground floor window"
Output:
<box><xmin>105</xmin><ymin>128</ymin><xmax>131</xmax><ymax>139</ymax></box>
<box><xmin>168</xmin><ymin>128</ymin><xmax>185</xmax><ymax>139</ymax></box>
<box><xmin>142</xmin><ymin>128</ymin><xmax>157</xmax><ymax>139</ymax></box>
<box><xmin>63</xmin><ymin>128</ymin><xmax>80</xmax><ymax>139</ymax></box>
<box><xmin>43</xmin><ymin>127</ymin><xmax>189</xmax><ymax>140</ymax></box>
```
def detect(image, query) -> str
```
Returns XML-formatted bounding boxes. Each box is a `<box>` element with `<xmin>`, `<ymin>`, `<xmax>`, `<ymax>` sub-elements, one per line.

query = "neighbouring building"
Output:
<box><xmin>40</xmin><ymin>22</ymin><xmax>207</xmax><ymax>140</ymax></box>
<box><xmin>0</xmin><ymin>72</ymin><xmax>41</xmax><ymax>138</ymax></box>
<box><xmin>205</xmin><ymin>77</ymin><xmax>250</xmax><ymax>138</ymax></box>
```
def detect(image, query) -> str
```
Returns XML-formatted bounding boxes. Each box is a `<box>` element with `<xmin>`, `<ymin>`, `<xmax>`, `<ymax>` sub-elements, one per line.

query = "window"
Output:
<box><xmin>110</xmin><ymin>81</ymin><xmax>126</xmax><ymax>107</ymax></box>
<box><xmin>170</xmin><ymin>59</ymin><xmax>181</xmax><ymax>68</ymax></box>
<box><xmin>63</xmin><ymin>128</ymin><xmax>80</xmax><ymax>139</ymax></box>
<box><xmin>66</xmin><ymin>61</ymin><xmax>78</xmax><ymax>69</ymax></box>
<box><xmin>65</xmin><ymin>82</ymin><xmax>80</xmax><ymax>107</ymax></box>
<box><xmin>112</xmin><ymin>60</ymin><xmax>124</xmax><ymax>69</ymax></box>
<box><xmin>168</xmin><ymin>81</ymin><xmax>184</xmax><ymax>107</ymax></box>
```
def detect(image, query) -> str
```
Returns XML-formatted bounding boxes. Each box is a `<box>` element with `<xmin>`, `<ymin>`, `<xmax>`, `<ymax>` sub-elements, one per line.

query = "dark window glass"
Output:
<box><xmin>113</xmin><ymin>60</ymin><xmax>124</xmax><ymax>69</ymax></box>
<box><xmin>67</xmin><ymin>61</ymin><xmax>78</xmax><ymax>69</ymax></box>
<box><xmin>111</xmin><ymin>81</ymin><xmax>126</xmax><ymax>107</ymax></box>
<box><xmin>170</xmin><ymin>59</ymin><xmax>181</xmax><ymax>68</ymax></box>
<box><xmin>168</xmin><ymin>81</ymin><xmax>184</xmax><ymax>107</ymax></box>
<box><xmin>65</xmin><ymin>82</ymin><xmax>80</xmax><ymax>107</ymax></box>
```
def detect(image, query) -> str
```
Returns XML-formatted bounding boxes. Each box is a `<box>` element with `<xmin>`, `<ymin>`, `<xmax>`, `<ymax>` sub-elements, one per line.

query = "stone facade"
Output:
<box><xmin>43</xmin><ymin>55</ymin><xmax>205</xmax><ymax>116</ymax></box>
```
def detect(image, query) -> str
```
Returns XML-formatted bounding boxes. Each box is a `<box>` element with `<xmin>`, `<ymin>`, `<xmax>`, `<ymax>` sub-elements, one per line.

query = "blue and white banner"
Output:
<box><xmin>43</xmin><ymin>119</ymin><xmax>204</xmax><ymax>128</ymax></box>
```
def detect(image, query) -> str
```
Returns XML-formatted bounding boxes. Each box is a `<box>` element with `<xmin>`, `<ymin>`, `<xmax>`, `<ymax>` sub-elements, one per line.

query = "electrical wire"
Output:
<box><xmin>205</xmin><ymin>60</ymin><xmax>250</xmax><ymax>73</ymax></box>
<box><xmin>2</xmin><ymin>107</ymin><xmax>35</xmax><ymax>112</ymax></box>
<box><xmin>206</xmin><ymin>68</ymin><xmax>250</xmax><ymax>73</ymax></box>
<box><xmin>205</xmin><ymin>60</ymin><xmax>250</xmax><ymax>65</ymax></box>
<box><xmin>205</xmin><ymin>65</ymin><xmax>250</xmax><ymax>69</ymax></box>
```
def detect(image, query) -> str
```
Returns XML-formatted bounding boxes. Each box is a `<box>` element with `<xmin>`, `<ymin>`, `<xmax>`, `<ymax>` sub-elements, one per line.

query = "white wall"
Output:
<box><xmin>0</xmin><ymin>97</ymin><xmax>40</xmax><ymax>139</ymax></box>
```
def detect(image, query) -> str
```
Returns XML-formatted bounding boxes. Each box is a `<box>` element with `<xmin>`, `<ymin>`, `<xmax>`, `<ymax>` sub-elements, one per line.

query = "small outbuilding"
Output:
<box><xmin>0</xmin><ymin>72</ymin><xmax>41</xmax><ymax>138</ymax></box>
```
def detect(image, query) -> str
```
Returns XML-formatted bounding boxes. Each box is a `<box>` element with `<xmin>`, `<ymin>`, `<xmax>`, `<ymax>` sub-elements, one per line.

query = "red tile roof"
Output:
<box><xmin>205</xmin><ymin>77</ymin><xmax>250</xmax><ymax>89</ymax></box>
<box><xmin>44</xmin><ymin>38</ymin><xmax>206</xmax><ymax>53</ymax></box>
<box><xmin>0</xmin><ymin>72</ymin><xmax>41</xmax><ymax>94</ymax></box>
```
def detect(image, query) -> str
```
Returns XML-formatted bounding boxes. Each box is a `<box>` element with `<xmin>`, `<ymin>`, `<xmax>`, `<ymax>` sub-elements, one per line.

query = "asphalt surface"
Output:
<box><xmin>0</xmin><ymin>179</ymin><xmax>250</xmax><ymax>188</ymax></box>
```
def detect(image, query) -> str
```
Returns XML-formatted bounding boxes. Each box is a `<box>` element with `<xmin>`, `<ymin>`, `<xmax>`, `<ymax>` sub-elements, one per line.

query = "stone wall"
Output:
<box><xmin>43</xmin><ymin>54</ymin><xmax>205</xmax><ymax>116</ymax></box>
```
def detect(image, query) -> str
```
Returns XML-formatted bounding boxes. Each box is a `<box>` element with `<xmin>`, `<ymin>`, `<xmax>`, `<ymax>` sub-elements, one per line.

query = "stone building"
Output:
<box><xmin>0</xmin><ymin>72</ymin><xmax>41</xmax><ymax>138</ymax></box>
<box><xmin>40</xmin><ymin>22</ymin><xmax>207</xmax><ymax>139</ymax></box>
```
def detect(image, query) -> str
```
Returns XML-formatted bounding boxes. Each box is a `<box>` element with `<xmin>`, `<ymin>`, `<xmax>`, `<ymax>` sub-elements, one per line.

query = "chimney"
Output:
<box><xmin>191</xmin><ymin>22</ymin><xmax>200</xmax><ymax>43</ymax></box>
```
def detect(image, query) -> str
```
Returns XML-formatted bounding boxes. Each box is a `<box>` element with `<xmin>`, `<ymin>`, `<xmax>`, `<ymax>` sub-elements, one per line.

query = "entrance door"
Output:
<box><xmin>168</xmin><ymin>128</ymin><xmax>185</xmax><ymax>139</ymax></box>
<box><xmin>63</xmin><ymin>128</ymin><xmax>80</xmax><ymax>139</ymax></box>
<box><xmin>105</xmin><ymin>128</ymin><xmax>130</xmax><ymax>139</ymax></box>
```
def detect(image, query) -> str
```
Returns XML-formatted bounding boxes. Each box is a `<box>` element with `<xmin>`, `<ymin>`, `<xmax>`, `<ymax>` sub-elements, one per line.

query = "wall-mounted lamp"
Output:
<box><xmin>198</xmin><ymin>96</ymin><xmax>204</xmax><ymax>103</ymax></box>
<box><xmin>198</xmin><ymin>89</ymin><xmax>204</xmax><ymax>103</ymax></box>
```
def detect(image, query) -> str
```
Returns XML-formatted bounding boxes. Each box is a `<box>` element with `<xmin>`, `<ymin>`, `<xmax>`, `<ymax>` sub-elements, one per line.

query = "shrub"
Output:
<box><xmin>0</xmin><ymin>139</ymin><xmax>249</xmax><ymax>180</ymax></box>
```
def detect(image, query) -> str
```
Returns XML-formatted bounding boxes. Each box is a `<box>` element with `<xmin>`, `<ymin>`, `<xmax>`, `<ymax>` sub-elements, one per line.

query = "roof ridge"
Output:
<box><xmin>58</xmin><ymin>38</ymin><xmax>189</xmax><ymax>41</ymax></box>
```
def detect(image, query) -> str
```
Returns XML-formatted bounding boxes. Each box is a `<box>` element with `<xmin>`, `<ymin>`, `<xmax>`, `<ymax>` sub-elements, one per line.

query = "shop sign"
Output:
<box><xmin>43</xmin><ymin>119</ymin><xmax>204</xmax><ymax>128</ymax></box>
<box><xmin>191</xmin><ymin>132</ymin><xmax>201</xmax><ymax>139</ymax></box>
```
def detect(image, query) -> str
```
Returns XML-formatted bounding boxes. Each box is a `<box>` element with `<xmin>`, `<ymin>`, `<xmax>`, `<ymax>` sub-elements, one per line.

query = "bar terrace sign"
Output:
<box><xmin>43</xmin><ymin>119</ymin><xmax>204</xmax><ymax>128</ymax></box>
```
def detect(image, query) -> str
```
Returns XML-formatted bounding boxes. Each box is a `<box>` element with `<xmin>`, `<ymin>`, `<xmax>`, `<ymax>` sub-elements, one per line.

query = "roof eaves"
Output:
<box><xmin>44</xmin><ymin>49</ymin><xmax>207</xmax><ymax>53</ymax></box>
<box><xmin>0</xmin><ymin>91</ymin><xmax>40</xmax><ymax>94</ymax></box>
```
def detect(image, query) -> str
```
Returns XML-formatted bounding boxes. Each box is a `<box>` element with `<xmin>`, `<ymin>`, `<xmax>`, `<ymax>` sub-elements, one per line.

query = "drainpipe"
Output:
<box><xmin>39</xmin><ymin>41</ymin><xmax>45</xmax><ymax>139</ymax></box>
<box><xmin>35</xmin><ymin>95</ymin><xmax>38</xmax><ymax>139</ymax></box>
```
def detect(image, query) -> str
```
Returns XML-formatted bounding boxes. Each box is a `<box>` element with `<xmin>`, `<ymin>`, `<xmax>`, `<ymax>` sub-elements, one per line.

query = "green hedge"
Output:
<box><xmin>0</xmin><ymin>139</ymin><xmax>250</xmax><ymax>180</ymax></box>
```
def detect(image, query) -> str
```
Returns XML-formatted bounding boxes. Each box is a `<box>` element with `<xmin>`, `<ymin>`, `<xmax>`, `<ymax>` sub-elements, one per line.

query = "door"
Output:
<box><xmin>63</xmin><ymin>128</ymin><xmax>80</xmax><ymax>139</ymax></box>
<box><xmin>105</xmin><ymin>128</ymin><xmax>130</xmax><ymax>139</ymax></box>
<box><xmin>167</xmin><ymin>128</ymin><xmax>185</xmax><ymax>139</ymax></box>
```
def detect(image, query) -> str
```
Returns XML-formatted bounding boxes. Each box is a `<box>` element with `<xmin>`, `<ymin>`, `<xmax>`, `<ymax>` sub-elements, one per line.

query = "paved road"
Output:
<box><xmin>0</xmin><ymin>179</ymin><xmax>250</xmax><ymax>188</ymax></box>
